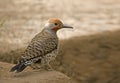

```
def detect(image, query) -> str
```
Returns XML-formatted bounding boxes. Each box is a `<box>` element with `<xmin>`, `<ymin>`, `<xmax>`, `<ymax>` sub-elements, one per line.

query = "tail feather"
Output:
<box><xmin>10</xmin><ymin>62</ymin><xmax>27</xmax><ymax>73</ymax></box>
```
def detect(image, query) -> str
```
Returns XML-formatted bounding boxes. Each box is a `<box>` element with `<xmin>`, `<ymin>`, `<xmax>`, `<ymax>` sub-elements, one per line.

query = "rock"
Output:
<box><xmin>0</xmin><ymin>62</ymin><xmax>74</xmax><ymax>83</ymax></box>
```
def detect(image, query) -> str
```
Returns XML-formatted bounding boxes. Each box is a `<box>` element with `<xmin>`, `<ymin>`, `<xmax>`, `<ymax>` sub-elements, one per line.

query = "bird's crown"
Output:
<box><xmin>48</xmin><ymin>18</ymin><xmax>63</xmax><ymax>27</ymax></box>
<box><xmin>45</xmin><ymin>18</ymin><xmax>73</xmax><ymax>32</ymax></box>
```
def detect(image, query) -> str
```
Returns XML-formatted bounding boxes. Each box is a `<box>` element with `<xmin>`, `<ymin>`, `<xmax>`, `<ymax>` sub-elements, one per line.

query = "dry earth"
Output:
<box><xmin>60</xmin><ymin>31</ymin><xmax>120</xmax><ymax>83</ymax></box>
<box><xmin>0</xmin><ymin>62</ymin><xmax>73</xmax><ymax>83</ymax></box>
<box><xmin>0</xmin><ymin>30</ymin><xmax>120</xmax><ymax>83</ymax></box>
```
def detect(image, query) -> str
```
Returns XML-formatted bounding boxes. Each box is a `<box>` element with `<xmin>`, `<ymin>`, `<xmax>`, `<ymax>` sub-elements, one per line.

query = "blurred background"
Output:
<box><xmin>0</xmin><ymin>0</ymin><xmax>120</xmax><ymax>83</ymax></box>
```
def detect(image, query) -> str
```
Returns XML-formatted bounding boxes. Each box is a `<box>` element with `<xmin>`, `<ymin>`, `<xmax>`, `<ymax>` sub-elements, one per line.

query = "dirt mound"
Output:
<box><xmin>0</xmin><ymin>62</ymin><xmax>74</xmax><ymax>83</ymax></box>
<box><xmin>60</xmin><ymin>31</ymin><xmax>120</xmax><ymax>83</ymax></box>
<box><xmin>0</xmin><ymin>31</ymin><xmax>120</xmax><ymax>83</ymax></box>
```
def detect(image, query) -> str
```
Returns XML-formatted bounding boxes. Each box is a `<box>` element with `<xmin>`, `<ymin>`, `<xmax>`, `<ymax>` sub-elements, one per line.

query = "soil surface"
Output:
<box><xmin>0</xmin><ymin>30</ymin><xmax>120</xmax><ymax>83</ymax></box>
<box><xmin>0</xmin><ymin>62</ymin><xmax>73</xmax><ymax>83</ymax></box>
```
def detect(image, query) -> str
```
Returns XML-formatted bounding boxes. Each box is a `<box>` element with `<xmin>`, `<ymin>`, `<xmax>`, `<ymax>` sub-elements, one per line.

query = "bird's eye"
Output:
<box><xmin>54</xmin><ymin>23</ymin><xmax>58</xmax><ymax>26</ymax></box>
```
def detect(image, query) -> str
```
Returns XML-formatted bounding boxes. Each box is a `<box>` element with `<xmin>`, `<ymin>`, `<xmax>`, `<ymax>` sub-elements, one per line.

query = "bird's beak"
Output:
<box><xmin>62</xmin><ymin>24</ymin><xmax>73</xmax><ymax>29</ymax></box>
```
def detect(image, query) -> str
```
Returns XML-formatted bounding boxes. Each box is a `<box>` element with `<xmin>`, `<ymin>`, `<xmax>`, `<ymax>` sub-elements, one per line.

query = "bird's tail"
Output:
<box><xmin>10</xmin><ymin>56</ymin><xmax>38</xmax><ymax>73</ymax></box>
<box><xmin>10</xmin><ymin>61</ymin><xmax>27</xmax><ymax>73</ymax></box>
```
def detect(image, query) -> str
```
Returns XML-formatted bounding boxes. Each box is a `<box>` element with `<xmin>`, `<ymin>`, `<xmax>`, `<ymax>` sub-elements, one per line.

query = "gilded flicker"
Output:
<box><xmin>10</xmin><ymin>18</ymin><xmax>73</xmax><ymax>73</ymax></box>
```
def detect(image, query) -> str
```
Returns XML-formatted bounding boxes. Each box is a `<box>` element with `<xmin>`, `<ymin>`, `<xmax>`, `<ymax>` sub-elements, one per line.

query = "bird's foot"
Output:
<box><xmin>45</xmin><ymin>64</ymin><xmax>54</xmax><ymax>71</ymax></box>
<box><xmin>31</xmin><ymin>65</ymin><xmax>43</xmax><ymax>70</ymax></box>
<box><xmin>46</xmin><ymin>68</ymin><xmax>54</xmax><ymax>71</ymax></box>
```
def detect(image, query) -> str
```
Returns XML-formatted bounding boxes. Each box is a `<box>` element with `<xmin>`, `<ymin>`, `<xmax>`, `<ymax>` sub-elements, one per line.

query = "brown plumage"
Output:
<box><xmin>10</xmin><ymin>18</ymin><xmax>73</xmax><ymax>73</ymax></box>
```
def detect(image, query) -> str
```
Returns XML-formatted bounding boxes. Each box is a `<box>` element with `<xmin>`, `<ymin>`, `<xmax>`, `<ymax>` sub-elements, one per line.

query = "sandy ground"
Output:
<box><xmin>0</xmin><ymin>62</ymin><xmax>73</xmax><ymax>83</ymax></box>
<box><xmin>60</xmin><ymin>31</ymin><xmax>120</xmax><ymax>83</ymax></box>
<box><xmin>0</xmin><ymin>30</ymin><xmax>120</xmax><ymax>83</ymax></box>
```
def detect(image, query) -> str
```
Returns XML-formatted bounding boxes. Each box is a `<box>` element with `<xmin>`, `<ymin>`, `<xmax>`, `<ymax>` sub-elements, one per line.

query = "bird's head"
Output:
<box><xmin>44</xmin><ymin>18</ymin><xmax>73</xmax><ymax>32</ymax></box>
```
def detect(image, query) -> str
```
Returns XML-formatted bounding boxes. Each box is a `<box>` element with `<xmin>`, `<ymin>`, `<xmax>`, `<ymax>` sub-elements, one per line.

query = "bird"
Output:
<box><xmin>10</xmin><ymin>18</ymin><xmax>73</xmax><ymax>73</ymax></box>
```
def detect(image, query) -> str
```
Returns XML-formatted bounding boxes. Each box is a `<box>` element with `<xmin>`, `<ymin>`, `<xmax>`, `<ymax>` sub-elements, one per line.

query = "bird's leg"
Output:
<box><xmin>46</xmin><ymin>62</ymin><xmax>54</xmax><ymax>71</ymax></box>
<box><xmin>30</xmin><ymin>59</ymin><xmax>46</xmax><ymax>69</ymax></box>
<box><xmin>31</xmin><ymin>63</ymin><xmax>46</xmax><ymax>70</ymax></box>
<box><xmin>30</xmin><ymin>63</ymin><xmax>35</xmax><ymax>69</ymax></box>
<box><xmin>30</xmin><ymin>63</ymin><xmax>40</xmax><ymax>69</ymax></box>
